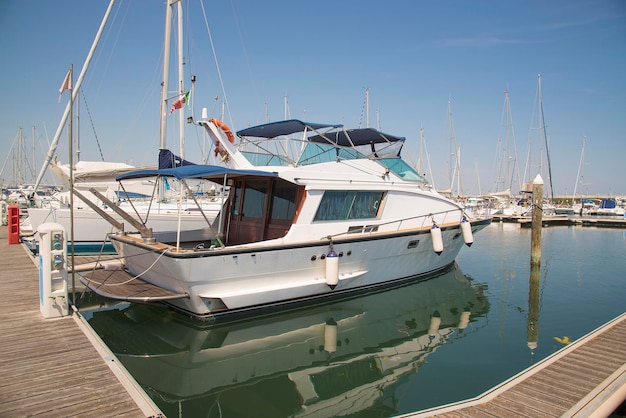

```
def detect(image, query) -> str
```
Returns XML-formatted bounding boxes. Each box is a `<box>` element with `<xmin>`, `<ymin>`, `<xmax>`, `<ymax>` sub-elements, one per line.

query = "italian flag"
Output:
<box><xmin>170</xmin><ymin>91</ymin><xmax>190</xmax><ymax>114</ymax></box>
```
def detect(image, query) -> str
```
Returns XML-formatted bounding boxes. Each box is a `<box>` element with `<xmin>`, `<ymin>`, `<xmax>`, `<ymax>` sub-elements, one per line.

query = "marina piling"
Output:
<box><xmin>530</xmin><ymin>174</ymin><xmax>543</xmax><ymax>266</ymax></box>
<box><xmin>527</xmin><ymin>264</ymin><xmax>540</xmax><ymax>354</ymax></box>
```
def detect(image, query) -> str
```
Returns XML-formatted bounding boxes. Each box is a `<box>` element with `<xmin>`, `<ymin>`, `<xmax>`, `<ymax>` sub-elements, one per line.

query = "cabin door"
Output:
<box><xmin>227</xmin><ymin>179</ymin><xmax>268</xmax><ymax>245</ymax></box>
<box><xmin>226</xmin><ymin>178</ymin><xmax>303</xmax><ymax>245</ymax></box>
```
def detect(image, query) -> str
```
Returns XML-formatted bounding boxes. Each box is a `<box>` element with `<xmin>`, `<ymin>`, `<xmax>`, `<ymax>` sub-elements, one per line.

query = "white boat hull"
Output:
<box><xmin>110</xmin><ymin>219</ymin><xmax>490</xmax><ymax>317</ymax></box>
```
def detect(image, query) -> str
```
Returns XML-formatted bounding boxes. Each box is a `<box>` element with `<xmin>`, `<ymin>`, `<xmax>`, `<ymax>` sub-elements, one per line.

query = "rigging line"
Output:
<box><xmin>80</xmin><ymin>89</ymin><xmax>106</xmax><ymax>161</ymax></box>
<box><xmin>199</xmin><ymin>0</ymin><xmax>234</xmax><ymax>129</ymax></box>
<box><xmin>539</xmin><ymin>100</ymin><xmax>555</xmax><ymax>200</ymax></box>
<box><xmin>87</xmin><ymin>0</ymin><xmax>127</xmax><ymax>101</ymax></box>
<box><xmin>358</xmin><ymin>88</ymin><xmax>368</xmax><ymax>128</ymax></box>
<box><xmin>82</xmin><ymin>247</ymin><xmax>170</xmax><ymax>287</ymax></box>
<box><xmin>74</xmin><ymin>230</ymin><xmax>114</xmax><ymax>305</ymax></box>
<box><xmin>0</xmin><ymin>133</ymin><xmax>20</xmax><ymax>179</ymax></box>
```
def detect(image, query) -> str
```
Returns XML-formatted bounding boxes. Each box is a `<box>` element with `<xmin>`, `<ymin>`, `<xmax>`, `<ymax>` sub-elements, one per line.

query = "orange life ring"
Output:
<box><xmin>209</xmin><ymin>118</ymin><xmax>235</xmax><ymax>143</ymax></box>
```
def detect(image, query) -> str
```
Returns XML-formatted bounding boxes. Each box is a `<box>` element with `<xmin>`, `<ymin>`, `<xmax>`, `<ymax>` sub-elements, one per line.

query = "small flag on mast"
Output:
<box><xmin>59</xmin><ymin>70</ymin><xmax>72</xmax><ymax>93</ymax></box>
<box><xmin>58</xmin><ymin>69</ymin><xmax>72</xmax><ymax>102</ymax></box>
<box><xmin>170</xmin><ymin>91</ymin><xmax>190</xmax><ymax>114</ymax></box>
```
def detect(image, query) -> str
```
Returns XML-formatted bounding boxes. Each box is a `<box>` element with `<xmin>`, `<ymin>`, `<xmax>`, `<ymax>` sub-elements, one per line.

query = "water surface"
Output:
<box><xmin>83</xmin><ymin>223</ymin><xmax>626</xmax><ymax>417</ymax></box>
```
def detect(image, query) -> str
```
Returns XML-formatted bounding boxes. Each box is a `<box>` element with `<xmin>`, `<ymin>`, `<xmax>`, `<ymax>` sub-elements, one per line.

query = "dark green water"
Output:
<box><xmin>82</xmin><ymin>223</ymin><xmax>626</xmax><ymax>417</ymax></box>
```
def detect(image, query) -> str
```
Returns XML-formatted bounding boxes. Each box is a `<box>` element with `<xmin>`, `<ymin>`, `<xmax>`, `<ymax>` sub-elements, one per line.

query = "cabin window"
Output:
<box><xmin>314</xmin><ymin>191</ymin><xmax>384</xmax><ymax>221</ymax></box>
<box><xmin>378</xmin><ymin>158</ymin><xmax>427</xmax><ymax>182</ymax></box>
<box><xmin>241</xmin><ymin>180</ymin><xmax>267</xmax><ymax>218</ymax></box>
<box><xmin>269</xmin><ymin>180</ymin><xmax>298</xmax><ymax>220</ymax></box>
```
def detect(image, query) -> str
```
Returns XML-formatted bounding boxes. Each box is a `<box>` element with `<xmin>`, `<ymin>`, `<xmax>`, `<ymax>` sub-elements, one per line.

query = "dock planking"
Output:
<box><xmin>398</xmin><ymin>312</ymin><xmax>626</xmax><ymax>417</ymax></box>
<box><xmin>0</xmin><ymin>226</ymin><xmax>162</xmax><ymax>417</ymax></box>
<box><xmin>492</xmin><ymin>214</ymin><xmax>626</xmax><ymax>229</ymax></box>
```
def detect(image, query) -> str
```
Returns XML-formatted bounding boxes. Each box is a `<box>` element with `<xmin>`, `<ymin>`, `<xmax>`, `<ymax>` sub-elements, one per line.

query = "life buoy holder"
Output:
<box><xmin>209</xmin><ymin>119</ymin><xmax>235</xmax><ymax>159</ymax></box>
<box><xmin>209</xmin><ymin>118</ymin><xmax>235</xmax><ymax>143</ymax></box>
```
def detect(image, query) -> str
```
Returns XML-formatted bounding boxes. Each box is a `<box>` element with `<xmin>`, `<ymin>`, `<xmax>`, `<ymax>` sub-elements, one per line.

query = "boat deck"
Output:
<box><xmin>80</xmin><ymin>269</ymin><xmax>188</xmax><ymax>302</ymax></box>
<box><xmin>0</xmin><ymin>227</ymin><xmax>162</xmax><ymax>417</ymax></box>
<box><xmin>398</xmin><ymin>313</ymin><xmax>626</xmax><ymax>417</ymax></box>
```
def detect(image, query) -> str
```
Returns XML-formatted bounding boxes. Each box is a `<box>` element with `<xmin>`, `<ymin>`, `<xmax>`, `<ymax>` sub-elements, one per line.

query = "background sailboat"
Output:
<box><xmin>25</xmin><ymin>0</ymin><xmax>226</xmax><ymax>252</ymax></box>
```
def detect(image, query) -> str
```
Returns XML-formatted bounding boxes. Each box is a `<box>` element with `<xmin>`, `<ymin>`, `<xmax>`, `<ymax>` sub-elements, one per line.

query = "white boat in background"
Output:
<box><xmin>572</xmin><ymin>199</ymin><xmax>597</xmax><ymax>215</ymax></box>
<box><xmin>587</xmin><ymin>198</ymin><xmax>625</xmax><ymax>216</ymax></box>
<box><xmin>26</xmin><ymin>158</ymin><xmax>225</xmax><ymax>251</ymax></box>
<box><xmin>83</xmin><ymin>118</ymin><xmax>491</xmax><ymax>318</ymax></box>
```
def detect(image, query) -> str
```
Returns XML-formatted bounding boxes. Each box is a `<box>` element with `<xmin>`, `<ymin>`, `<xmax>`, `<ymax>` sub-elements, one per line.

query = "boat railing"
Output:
<box><xmin>320</xmin><ymin>207</ymin><xmax>467</xmax><ymax>242</ymax></box>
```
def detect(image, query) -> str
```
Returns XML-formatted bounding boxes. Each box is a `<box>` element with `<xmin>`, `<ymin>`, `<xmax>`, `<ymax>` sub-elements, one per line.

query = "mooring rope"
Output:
<box><xmin>81</xmin><ymin>247</ymin><xmax>170</xmax><ymax>287</ymax></box>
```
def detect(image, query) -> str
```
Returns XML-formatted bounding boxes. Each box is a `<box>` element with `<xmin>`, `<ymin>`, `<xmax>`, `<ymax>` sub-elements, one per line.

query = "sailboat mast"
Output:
<box><xmin>537</xmin><ymin>74</ymin><xmax>554</xmax><ymax>200</ymax></box>
<box><xmin>572</xmin><ymin>135</ymin><xmax>586</xmax><ymax>199</ymax></box>
<box><xmin>417</xmin><ymin>126</ymin><xmax>424</xmax><ymax>175</ymax></box>
<box><xmin>504</xmin><ymin>90</ymin><xmax>511</xmax><ymax>192</ymax></box>
<box><xmin>159</xmin><ymin>0</ymin><xmax>174</xmax><ymax>151</ymax></box>
<box><xmin>498</xmin><ymin>89</ymin><xmax>521</xmax><ymax>194</ymax></box>
<box><xmin>176</xmin><ymin>0</ymin><xmax>185</xmax><ymax>159</ymax></box>
<box><xmin>17</xmin><ymin>127</ymin><xmax>23</xmax><ymax>185</ymax></box>
<box><xmin>76</xmin><ymin>90</ymin><xmax>81</xmax><ymax>162</ymax></box>
<box><xmin>448</xmin><ymin>99</ymin><xmax>463</xmax><ymax>196</ymax></box>
<box><xmin>31</xmin><ymin>126</ymin><xmax>36</xmax><ymax>182</ymax></box>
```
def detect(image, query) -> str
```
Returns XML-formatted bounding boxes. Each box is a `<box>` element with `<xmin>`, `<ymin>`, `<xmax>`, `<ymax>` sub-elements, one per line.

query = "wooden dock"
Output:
<box><xmin>398</xmin><ymin>313</ymin><xmax>626</xmax><ymax>417</ymax></box>
<box><xmin>0</xmin><ymin>227</ymin><xmax>163</xmax><ymax>417</ymax></box>
<box><xmin>492</xmin><ymin>214</ymin><xmax>626</xmax><ymax>228</ymax></box>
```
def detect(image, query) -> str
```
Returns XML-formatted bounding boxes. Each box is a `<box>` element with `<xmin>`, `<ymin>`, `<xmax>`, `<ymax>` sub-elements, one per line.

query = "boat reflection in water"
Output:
<box><xmin>87</xmin><ymin>263</ymin><xmax>489</xmax><ymax>417</ymax></box>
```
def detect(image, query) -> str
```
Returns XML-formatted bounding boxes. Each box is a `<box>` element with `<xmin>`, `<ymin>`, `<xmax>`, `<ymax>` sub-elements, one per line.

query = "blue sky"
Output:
<box><xmin>1</xmin><ymin>0</ymin><xmax>625</xmax><ymax>196</ymax></box>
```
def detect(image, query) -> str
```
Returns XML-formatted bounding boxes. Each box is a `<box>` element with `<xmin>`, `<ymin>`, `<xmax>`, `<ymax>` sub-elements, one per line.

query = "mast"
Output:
<box><xmin>448</xmin><ymin>99</ymin><xmax>463</xmax><ymax>196</ymax></box>
<box><xmin>495</xmin><ymin>90</ymin><xmax>521</xmax><ymax>194</ymax></box>
<box><xmin>33</xmin><ymin>0</ymin><xmax>115</xmax><ymax>193</ymax></box>
<box><xmin>417</xmin><ymin>126</ymin><xmax>424</xmax><ymax>175</ymax></box>
<box><xmin>176</xmin><ymin>0</ymin><xmax>185</xmax><ymax>159</ymax></box>
<box><xmin>537</xmin><ymin>74</ymin><xmax>554</xmax><ymax>200</ymax></box>
<box><xmin>159</xmin><ymin>0</ymin><xmax>174</xmax><ymax>151</ymax></box>
<box><xmin>504</xmin><ymin>90</ymin><xmax>511</xmax><ymax>192</ymax></box>
<box><xmin>76</xmin><ymin>90</ymin><xmax>81</xmax><ymax>162</ymax></box>
<box><xmin>17</xmin><ymin>127</ymin><xmax>23</xmax><ymax>185</ymax></box>
<box><xmin>572</xmin><ymin>135</ymin><xmax>586</xmax><ymax>200</ymax></box>
<box><xmin>31</xmin><ymin>126</ymin><xmax>36</xmax><ymax>182</ymax></box>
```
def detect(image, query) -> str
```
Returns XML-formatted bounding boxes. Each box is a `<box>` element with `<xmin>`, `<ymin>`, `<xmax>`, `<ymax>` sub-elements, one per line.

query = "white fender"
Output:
<box><xmin>325</xmin><ymin>249</ymin><xmax>339</xmax><ymax>289</ymax></box>
<box><xmin>461</xmin><ymin>217</ymin><xmax>473</xmax><ymax>247</ymax></box>
<box><xmin>431</xmin><ymin>224</ymin><xmax>443</xmax><ymax>255</ymax></box>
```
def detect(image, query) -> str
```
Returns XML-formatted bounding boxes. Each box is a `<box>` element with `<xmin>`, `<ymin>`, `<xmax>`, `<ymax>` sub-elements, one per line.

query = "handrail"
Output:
<box><xmin>88</xmin><ymin>188</ymin><xmax>153</xmax><ymax>240</ymax></box>
<box><xmin>72</xmin><ymin>188</ymin><xmax>124</xmax><ymax>232</ymax></box>
<box><xmin>320</xmin><ymin>207</ymin><xmax>469</xmax><ymax>242</ymax></box>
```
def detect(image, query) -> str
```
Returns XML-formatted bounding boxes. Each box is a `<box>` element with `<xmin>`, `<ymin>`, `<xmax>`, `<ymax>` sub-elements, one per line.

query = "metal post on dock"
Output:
<box><xmin>530</xmin><ymin>174</ymin><xmax>543</xmax><ymax>266</ymax></box>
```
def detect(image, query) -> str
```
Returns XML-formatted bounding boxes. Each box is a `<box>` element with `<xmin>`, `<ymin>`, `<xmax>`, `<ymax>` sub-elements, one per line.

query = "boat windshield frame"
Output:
<box><xmin>235</xmin><ymin>119</ymin><xmax>426</xmax><ymax>182</ymax></box>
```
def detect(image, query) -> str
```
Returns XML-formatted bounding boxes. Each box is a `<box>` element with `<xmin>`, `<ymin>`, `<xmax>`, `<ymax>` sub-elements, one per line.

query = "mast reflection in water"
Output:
<box><xmin>86</xmin><ymin>263</ymin><xmax>489</xmax><ymax>417</ymax></box>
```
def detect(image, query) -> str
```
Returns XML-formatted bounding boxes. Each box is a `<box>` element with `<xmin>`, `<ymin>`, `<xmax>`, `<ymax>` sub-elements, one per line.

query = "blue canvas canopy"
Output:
<box><xmin>236</xmin><ymin>119</ymin><xmax>405</xmax><ymax>147</ymax></box>
<box><xmin>116</xmin><ymin>164</ymin><xmax>277</xmax><ymax>182</ymax></box>
<box><xmin>308</xmin><ymin>128</ymin><xmax>405</xmax><ymax>147</ymax></box>
<box><xmin>599</xmin><ymin>199</ymin><xmax>617</xmax><ymax>209</ymax></box>
<box><xmin>158</xmin><ymin>149</ymin><xmax>196</xmax><ymax>169</ymax></box>
<box><xmin>237</xmin><ymin>119</ymin><xmax>342</xmax><ymax>138</ymax></box>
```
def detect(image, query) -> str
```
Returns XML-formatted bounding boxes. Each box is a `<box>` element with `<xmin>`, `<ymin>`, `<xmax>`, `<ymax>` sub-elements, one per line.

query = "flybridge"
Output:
<box><xmin>232</xmin><ymin>119</ymin><xmax>409</xmax><ymax>169</ymax></box>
